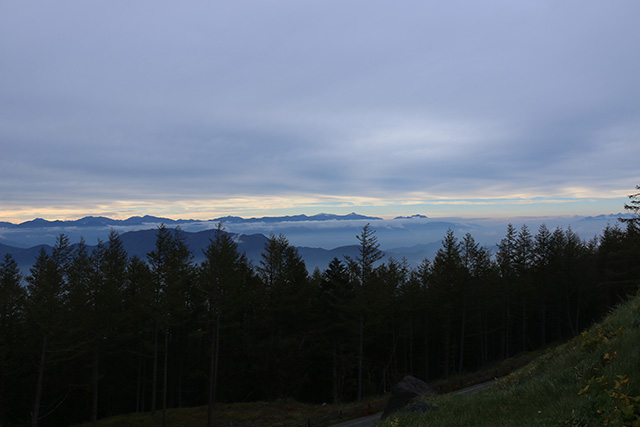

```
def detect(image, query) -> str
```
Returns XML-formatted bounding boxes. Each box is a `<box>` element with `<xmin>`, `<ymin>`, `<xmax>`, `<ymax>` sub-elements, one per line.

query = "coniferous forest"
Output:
<box><xmin>1</xmin><ymin>189</ymin><xmax>639</xmax><ymax>426</ymax></box>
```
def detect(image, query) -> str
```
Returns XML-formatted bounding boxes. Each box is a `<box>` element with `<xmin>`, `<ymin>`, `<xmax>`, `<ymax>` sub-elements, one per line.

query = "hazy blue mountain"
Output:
<box><xmin>109</xmin><ymin>229</ymin><xmax>270</xmax><ymax>266</ymax></box>
<box><xmin>0</xmin><ymin>227</ymin><xmax>439</xmax><ymax>276</ymax></box>
<box><xmin>215</xmin><ymin>212</ymin><xmax>381</xmax><ymax>224</ymax></box>
<box><xmin>5</xmin><ymin>213</ymin><xmax>382</xmax><ymax>229</ymax></box>
<box><xmin>579</xmin><ymin>213</ymin><xmax>633</xmax><ymax>222</ymax></box>
<box><xmin>0</xmin><ymin>243</ymin><xmax>53</xmax><ymax>275</ymax></box>
<box><xmin>0</xmin><ymin>212</ymin><xmax>629</xmax><ymax>275</ymax></box>
<box><xmin>0</xmin><ymin>229</ymin><xmax>271</xmax><ymax>276</ymax></box>
<box><xmin>15</xmin><ymin>215</ymin><xmax>193</xmax><ymax>228</ymax></box>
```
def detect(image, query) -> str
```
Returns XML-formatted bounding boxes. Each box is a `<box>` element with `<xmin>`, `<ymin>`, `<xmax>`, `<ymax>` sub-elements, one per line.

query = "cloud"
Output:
<box><xmin>1</xmin><ymin>1</ymin><xmax>639</xmax><ymax>222</ymax></box>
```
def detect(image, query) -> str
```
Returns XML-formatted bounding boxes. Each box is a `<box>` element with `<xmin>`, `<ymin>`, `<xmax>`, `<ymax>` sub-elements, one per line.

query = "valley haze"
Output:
<box><xmin>0</xmin><ymin>212</ymin><xmax>629</xmax><ymax>273</ymax></box>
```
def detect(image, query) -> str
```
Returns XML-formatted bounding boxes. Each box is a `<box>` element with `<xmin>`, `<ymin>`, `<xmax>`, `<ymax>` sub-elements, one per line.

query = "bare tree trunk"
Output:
<box><xmin>423</xmin><ymin>294</ymin><xmax>429</xmax><ymax>381</ymax></box>
<box><xmin>332</xmin><ymin>340</ymin><xmax>338</xmax><ymax>404</ymax></box>
<box><xmin>32</xmin><ymin>333</ymin><xmax>47</xmax><ymax>427</ymax></box>
<box><xmin>409</xmin><ymin>321</ymin><xmax>414</xmax><ymax>375</ymax></box>
<box><xmin>162</xmin><ymin>328</ymin><xmax>168</xmax><ymax>427</ymax></box>
<box><xmin>444</xmin><ymin>309</ymin><xmax>451</xmax><ymax>378</ymax></box>
<box><xmin>207</xmin><ymin>314</ymin><xmax>220</xmax><ymax>426</ymax></box>
<box><xmin>540</xmin><ymin>298</ymin><xmax>546</xmax><ymax>347</ymax></box>
<box><xmin>151</xmin><ymin>326</ymin><xmax>158</xmax><ymax>416</ymax></box>
<box><xmin>136</xmin><ymin>353</ymin><xmax>142</xmax><ymax>413</ymax></box>
<box><xmin>91</xmin><ymin>335</ymin><xmax>100</xmax><ymax>427</ymax></box>
<box><xmin>213</xmin><ymin>315</ymin><xmax>220</xmax><ymax>407</ymax></box>
<box><xmin>458</xmin><ymin>296</ymin><xmax>466</xmax><ymax>374</ymax></box>
<box><xmin>503</xmin><ymin>293</ymin><xmax>511</xmax><ymax>359</ymax></box>
<box><xmin>481</xmin><ymin>297</ymin><xmax>488</xmax><ymax>366</ymax></box>
<box><xmin>521</xmin><ymin>295</ymin><xmax>527</xmax><ymax>353</ymax></box>
<box><xmin>357</xmin><ymin>313</ymin><xmax>364</xmax><ymax>401</ymax></box>
<box><xmin>574</xmin><ymin>292</ymin><xmax>581</xmax><ymax>335</ymax></box>
<box><xmin>566</xmin><ymin>295</ymin><xmax>575</xmax><ymax>336</ymax></box>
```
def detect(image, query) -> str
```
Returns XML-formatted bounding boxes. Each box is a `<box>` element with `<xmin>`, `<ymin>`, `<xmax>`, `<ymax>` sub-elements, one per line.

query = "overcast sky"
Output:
<box><xmin>1</xmin><ymin>1</ymin><xmax>639</xmax><ymax>222</ymax></box>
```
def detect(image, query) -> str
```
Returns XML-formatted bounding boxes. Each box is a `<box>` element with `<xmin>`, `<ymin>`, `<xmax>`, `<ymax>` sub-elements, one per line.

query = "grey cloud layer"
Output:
<box><xmin>1</xmin><ymin>0</ymin><xmax>639</xmax><ymax>213</ymax></box>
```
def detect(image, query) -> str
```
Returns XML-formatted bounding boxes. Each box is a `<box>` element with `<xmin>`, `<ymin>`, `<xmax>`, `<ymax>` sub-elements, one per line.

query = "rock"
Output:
<box><xmin>381</xmin><ymin>375</ymin><xmax>435</xmax><ymax>420</ymax></box>
<box><xmin>392</xmin><ymin>375</ymin><xmax>434</xmax><ymax>396</ymax></box>
<box><xmin>400</xmin><ymin>402</ymin><xmax>437</xmax><ymax>415</ymax></box>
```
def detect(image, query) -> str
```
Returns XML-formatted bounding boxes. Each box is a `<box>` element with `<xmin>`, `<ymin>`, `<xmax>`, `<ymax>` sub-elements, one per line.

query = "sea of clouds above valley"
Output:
<box><xmin>0</xmin><ymin>214</ymin><xmax>626</xmax><ymax>252</ymax></box>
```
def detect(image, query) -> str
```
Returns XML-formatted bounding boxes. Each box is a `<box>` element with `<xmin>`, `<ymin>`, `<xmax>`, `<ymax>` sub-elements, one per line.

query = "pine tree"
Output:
<box><xmin>496</xmin><ymin>224</ymin><xmax>517</xmax><ymax>358</ymax></box>
<box><xmin>413</xmin><ymin>258</ymin><xmax>431</xmax><ymax>381</ymax></box>
<box><xmin>26</xmin><ymin>235</ymin><xmax>71</xmax><ymax>427</ymax></box>
<box><xmin>515</xmin><ymin>225</ymin><xmax>534</xmax><ymax>352</ymax></box>
<box><xmin>199</xmin><ymin>224</ymin><xmax>251</xmax><ymax>425</ymax></box>
<box><xmin>621</xmin><ymin>184</ymin><xmax>640</xmax><ymax>226</ymax></box>
<box><xmin>0</xmin><ymin>254</ymin><xmax>26</xmax><ymax>425</ymax></box>
<box><xmin>352</xmin><ymin>224</ymin><xmax>383</xmax><ymax>400</ymax></box>
<box><xmin>534</xmin><ymin>224</ymin><xmax>552</xmax><ymax>346</ymax></box>
<box><xmin>430</xmin><ymin>229</ymin><xmax>463</xmax><ymax>378</ymax></box>
<box><xmin>318</xmin><ymin>257</ymin><xmax>355</xmax><ymax>403</ymax></box>
<box><xmin>147</xmin><ymin>225</ymin><xmax>195</xmax><ymax>424</ymax></box>
<box><xmin>257</xmin><ymin>234</ymin><xmax>311</xmax><ymax>399</ymax></box>
<box><xmin>123</xmin><ymin>255</ymin><xmax>154</xmax><ymax>414</ymax></box>
<box><xmin>89</xmin><ymin>231</ymin><xmax>129</xmax><ymax>426</ymax></box>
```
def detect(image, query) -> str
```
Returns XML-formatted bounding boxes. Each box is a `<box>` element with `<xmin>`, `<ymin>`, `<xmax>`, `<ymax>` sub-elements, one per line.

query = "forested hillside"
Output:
<box><xmin>1</xmin><ymin>192</ymin><xmax>639</xmax><ymax>427</ymax></box>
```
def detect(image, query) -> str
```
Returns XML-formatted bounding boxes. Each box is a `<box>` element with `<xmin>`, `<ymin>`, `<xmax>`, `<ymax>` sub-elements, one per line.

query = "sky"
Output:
<box><xmin>1</xmin><ymin>1</ymin><xmax>639</xmax><ymax>223</ymax></box>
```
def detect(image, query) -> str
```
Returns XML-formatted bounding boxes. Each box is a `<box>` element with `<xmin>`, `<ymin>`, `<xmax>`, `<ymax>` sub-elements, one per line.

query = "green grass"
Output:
<box><xmin>377</xmin><ymin>291</ymin><xmax>640</xmax><ymax>426</ymax></box>
<box><xmin>427</xmin><ymin>347</ymin><xmax>549</xmax><ymax>394</ymax></box>
<box><xmin>74</xmin><ymin>396</ymin><xmax>387</xmax><ymax>427</ymax></box>
<box><xmin>76</xmin><ymin>292</ymin><xmax>640</xmax><ymax>427</ymax></box>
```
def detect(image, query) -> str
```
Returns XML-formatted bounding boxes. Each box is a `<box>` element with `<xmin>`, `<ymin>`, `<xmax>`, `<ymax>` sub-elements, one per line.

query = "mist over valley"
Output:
<box><xmin>0</xmin><ymin>212</ymin><xmax>629</xmax><ymax>274</ymax></box>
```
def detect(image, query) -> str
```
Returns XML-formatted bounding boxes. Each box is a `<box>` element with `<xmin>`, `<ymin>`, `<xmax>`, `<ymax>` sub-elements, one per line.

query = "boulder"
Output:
<box><xmin>381</xmin><ymin>375</ymin><xmax>435</xmax><ymax>420</ymax></box>
<box><xmin>400</xmin><ymin>401</ymin><xmax>437</xmax><ymax>415</ymax></box>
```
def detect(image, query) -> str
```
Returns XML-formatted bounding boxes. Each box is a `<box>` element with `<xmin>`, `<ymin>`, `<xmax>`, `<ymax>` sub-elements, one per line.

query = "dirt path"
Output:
<box><xmin>329</xmin><ymin>377</ymin><xmax>503</xmax><ymax>427</ymax></box>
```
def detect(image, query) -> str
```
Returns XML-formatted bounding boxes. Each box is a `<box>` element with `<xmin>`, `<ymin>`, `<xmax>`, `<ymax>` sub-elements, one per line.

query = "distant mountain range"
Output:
<box><xmin>0</xmin><ymin>228</ymin><xmax>394</xmax><ymax>276</ymax></box>
<box><xmin>0</xmin><ymin>212</ymin><xmax>631</xmax><ymax>276</ymax></box>
<box><xmin>0</xmin><ymin>212</ymin><xmax>382</xmax><ymax>229</ymax></box>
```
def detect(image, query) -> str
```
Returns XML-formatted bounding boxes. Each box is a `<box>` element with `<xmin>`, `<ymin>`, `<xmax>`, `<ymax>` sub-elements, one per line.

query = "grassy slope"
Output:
<box><xmin>377</xmin><ymin>291</ymin><xmax>640</xmax><ymax>427</ymax></box>
<box><xmin>74</xmin><ymin>397</ymin><xmax>387</xmax><ymax>427</ymax></box>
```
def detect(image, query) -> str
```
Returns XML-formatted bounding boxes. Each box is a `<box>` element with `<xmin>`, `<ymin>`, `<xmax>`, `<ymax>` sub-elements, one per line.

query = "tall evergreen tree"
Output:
<box><xmin>430</xmin><ymin>229</ymin><xmax>462</xmax><ymax>378</ymax></box>
<box><xmin>458</xmin><ymin>233</ymin><xmax>479</xmax><ymax>373</ymax></box>
<box><xmin>496</xmin><ymin>224</ymin><xmax>517</xmax><ymax>358</ymax></box>
<box><xmin>89</xmin><ymin>231</ymin><xmax>129</xmax><ymax>425</ymax></box>
<box><xmin>26</xmin><ymin>235</ymin><xmax>72</xmax><ymax>427</ymax></box>
<box><xmin>147</xmin><ymin>225</ymin><xmax>195</xmax><ymax>425</ymax></box>
<box><xmin>123</xmin><ymin>255</ymin><xmax>154</xmax><ymax>414</ymax></box>
<box><xmin>257</xmin><ymin>234</ymin><xmax>311</xmax><ymax>399</ymax></box>
<box><xmin>413</xmin><ymin>258</ymin><xmax>432</xmax><ymax>380</ymax></box>
<box><xmin>515</xmin><ymin>225</ymin><xmax>534</xmax><ymax>352</ymax></box>
<box><xmin>533</xmin><ymin>224</ymin><xmax>553</xmax><ymax>346</ymax></box>
<box><xmin>0</xmin><ymin>254</ymin><xmax>26</xmax><ymax>426</ymax></box>
<box><xmin>199</xmin><ymin>224</ymin><xmax>251</xmax><ymax>425</ymax></box>
<box><xmin>621</xmin><ymin>184</ymin><xmax>640</xmax><ymax>227</ymax></box>
<box><xmin>318</xmin><ymin>257</ymin><xmax>355</xmax><ymax>403</ymax></box>
<box><xmin>352</xmin><ymin>224</ymin><xmax>383</xmax><ymax>400</ymax></box>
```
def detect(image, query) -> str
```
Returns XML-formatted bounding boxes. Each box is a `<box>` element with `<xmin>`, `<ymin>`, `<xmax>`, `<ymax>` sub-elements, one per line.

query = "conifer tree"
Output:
<box><xmin>26</xmin><ymin>235</ymin><xmax>71</xmax><ymax>427</ymax></box>
<box><xmin>621</xmin><ymin>184</ymin><xmax>640</xmax><ymax>226</ymax></box>
<box><xmin>496</xmin><ymin>224</ymin><xmax>517</xmax><ymax>357</ymax></box>
<box><xmin>89</xmin><ymin>231</ymin><xmax>129</xmax><ymax>426</ymax></box>
<box><xmin>258</xmin><ymin>234</ymin><xmax>311</xmax><ymax>398</ymax></box>
<box><xmin>515</xmin><ymin>225</ymin><xmax>534</xmax><ymax>352</ymax></box>
<box><xmin>413</xmin><ymin>258</ymin><xmax>431</xmax><ymax>380</ymax></box>
<box><xmin>123</xmin><ymin>255</ymin><xmax>154</xmax><ymax>413</ymax></box>
<box><xmin>147</xmin><ymin>225</ymin><xmax>195</xmax><ymax>424</ymax></box>
<box><xmin>534</xmin><ymin>224</ymin><xmax>552</xmax><ymax>346</ymax></box>
<box><xmin>353</xmin><ymin>224</ymin><xmax>383</xmax><ymax>400</ymax></box>
<box><xmin>318</xmin><ymin>257</ymin><xmax>355</xmax><ymax>403</ymax></box>
<box><xmin>199</xmin><ymin>224</ymin><xmax>251</xmax><ymax>425</ymax></box>
<box><xmin>0</xmin><ymin>254</ymin><xmax>26</xmax><ymax>425</ymax></box>
<box><xmin>430</xmin><ymin>229</ymin><xmax>462</xmax><ymax>377</ymax></box>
